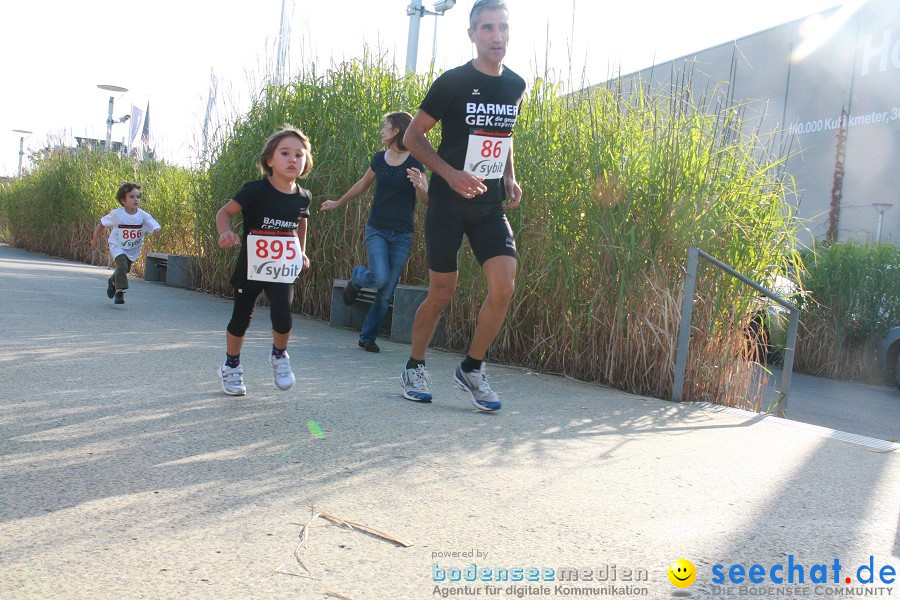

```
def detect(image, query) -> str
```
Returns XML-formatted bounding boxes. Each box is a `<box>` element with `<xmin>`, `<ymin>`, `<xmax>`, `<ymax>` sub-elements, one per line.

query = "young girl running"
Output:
<box><xmin>320</xmin><ymin>111</ymin><xmax>428</xmax><ymax>353</ymax></box>
<box><xmin>91</xmin><ymin>182</ymin><xmax>161</xmax><ymax>305</ymax></box>
<box><xmin>215</xmin><ymin>126</ymin><xmax>313</xmax><ymax>396</ymax></box>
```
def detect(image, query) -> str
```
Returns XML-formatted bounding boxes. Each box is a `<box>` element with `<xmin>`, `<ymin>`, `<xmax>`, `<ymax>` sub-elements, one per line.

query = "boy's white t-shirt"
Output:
<box><xmin>100</xmin><ymin>207</ymin><xmax>161</xmax><ymax>261</ymax></box>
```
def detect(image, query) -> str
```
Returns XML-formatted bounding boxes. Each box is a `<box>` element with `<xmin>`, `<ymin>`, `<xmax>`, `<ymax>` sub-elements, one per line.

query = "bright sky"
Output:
<box><xmin>0</xmin><ymin>0</ymin><xmax>845</xmax><ymax>178</ymax></box>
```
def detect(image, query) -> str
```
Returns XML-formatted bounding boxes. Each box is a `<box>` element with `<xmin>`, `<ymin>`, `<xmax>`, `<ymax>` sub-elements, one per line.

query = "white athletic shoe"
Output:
<box><xmin>219</xmin><ymin>363</ymin><xmax>246</xmax><ymax>396</ymax></box>
<box><xmin>453</xmin><ymin>364</ymin><xmax>501</xmax><ymax>411</ymax></box>
<box><xmin>401</xmin><ymin>364</ymin><xmax>433</xmax><ymax>403</ymax></box>
<box><xmin>270</xmin><ymin>352</ymin><xmax>296</xmax><ymax>391</ymax></box>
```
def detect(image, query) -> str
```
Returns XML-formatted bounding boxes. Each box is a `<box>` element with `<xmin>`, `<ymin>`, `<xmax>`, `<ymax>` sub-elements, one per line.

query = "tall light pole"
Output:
<box><xmin>406</xmin><ymin>0</ymin><xmax>456</xmax><ymax>74</ymax></box>
<box><xmin>275</xmin><ymin>0</ymin><xmax>292</xmax><ymax>84</ymax></box>
<box><xmin>12</xmin><ymin>130</ymin><xmax>32</xmax><ymax>177</ymax></box>
<box><xmin>97</xmin><ymin>84</ymin><xmax>128</xmax><ymax>150</ymax></box>
<box><xmin>872</xmin><ymin>203</ymin><xmax>893</xmax><ymax>242</ymax></box>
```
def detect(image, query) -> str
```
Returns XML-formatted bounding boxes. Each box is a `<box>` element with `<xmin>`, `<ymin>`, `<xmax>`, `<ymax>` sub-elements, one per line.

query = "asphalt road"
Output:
<box><xmin>757</xmin><ymin>368</ymin><xmax>899</xmax><ymax>442</ymax></box>
<box><xmin>1</xmin><ymin>244</ymin><xmax>897</xmax><ymax>600</ymax></box>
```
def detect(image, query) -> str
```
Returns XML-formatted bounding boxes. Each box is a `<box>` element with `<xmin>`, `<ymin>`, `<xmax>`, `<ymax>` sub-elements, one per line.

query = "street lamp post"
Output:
<box><xmin>12</xmin><ymin>129</ymin><xmax>32</xmax><ymax>177</ymax></box>
<box><xmin>872</xmin><ymin>203</ymin><xmax>893</xmax><ymax>242</ymax></box>
<box><xmin>97</xmin><ymin>84</ymin><xmax>128</xmax><ymax>150</ymax></box>
<box><xmin>406</xmin><ymin>0</ymin><xmax>456</xmax><ymax>74</ymax></box>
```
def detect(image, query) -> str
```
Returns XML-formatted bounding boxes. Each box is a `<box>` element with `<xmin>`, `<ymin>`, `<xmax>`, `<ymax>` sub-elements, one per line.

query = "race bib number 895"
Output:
<box><xmin>247</xmin><ymin>233</ymin><xmax>303</xmax><ymax>283</ymax></box>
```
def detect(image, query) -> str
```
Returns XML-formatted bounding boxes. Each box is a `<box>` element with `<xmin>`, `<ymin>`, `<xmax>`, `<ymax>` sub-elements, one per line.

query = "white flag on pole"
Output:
<box><xmin>128</xmin><ymin>105</ymin><xmax>146</xmax><ymax>157</ymax></box>
<box><xmin>201</xmin><ymin>71</ymin><xmax>218</xmax><ymax>164</ymax></box>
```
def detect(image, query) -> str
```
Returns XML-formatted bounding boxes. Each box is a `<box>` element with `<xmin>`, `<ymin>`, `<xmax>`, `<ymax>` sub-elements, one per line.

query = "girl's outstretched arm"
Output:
<box><xmin>319</xmin><ymin>169</ymin><xmax>376</xmax><ymax>211</ymax></box>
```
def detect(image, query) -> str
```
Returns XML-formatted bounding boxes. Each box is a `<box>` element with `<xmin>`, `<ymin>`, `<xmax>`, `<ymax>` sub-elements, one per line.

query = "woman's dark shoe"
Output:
<box><xmin>358</xmin><ymin>340</ymin><xmax>380</xmax><ymax>353</ymax></box>
<box><xmin>343</xmin><ymin>281</ymin><xmax>360</xmax><ymax>306</ymax></box>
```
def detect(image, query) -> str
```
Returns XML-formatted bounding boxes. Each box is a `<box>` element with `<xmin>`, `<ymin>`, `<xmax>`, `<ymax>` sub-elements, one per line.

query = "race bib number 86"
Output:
<box><xmin>247</xmin><ymin>233</ymin><xmax>303</xmax><ymax>283</ymax></box>
<box><xmin>464</xmin><ymin>131</ymin><xmax>511</xmax><ymax>180</ymax></box>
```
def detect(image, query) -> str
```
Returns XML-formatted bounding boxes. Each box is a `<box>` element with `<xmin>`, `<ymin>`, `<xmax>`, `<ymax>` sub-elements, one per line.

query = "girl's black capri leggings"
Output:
<box><xmin>226</xmin><ymin>282</ymin><xmax>294</xmax><ymax>336</ymax></box>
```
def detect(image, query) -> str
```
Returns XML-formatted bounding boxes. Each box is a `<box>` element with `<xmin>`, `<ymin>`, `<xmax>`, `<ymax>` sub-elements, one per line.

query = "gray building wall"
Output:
<box><xmin>608</xmin><ymin>0</ymin><xmax>900</xmax><ymax>245</ymax></box>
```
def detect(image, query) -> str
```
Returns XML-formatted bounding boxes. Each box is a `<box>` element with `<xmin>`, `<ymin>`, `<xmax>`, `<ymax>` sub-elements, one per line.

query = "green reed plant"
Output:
<box><xmin>476</xmin><ymin>72</ymin><xmax>800</xmax><ymax>407</ymax></box>
<box><xmin>198</xmin><ymin>54</ymin><xmax>800</xmax><ymax>407</ymax></box>
<box><xmin>198</xmin><ymin>52</ymin><xmax>433</xmax><ymax>316</ymax></box>
<box><xmin>2</xmin><ymin>51</ymin><xmax>803</xmax><ymax>407</ymax></box>
<box><xmin>794</xmin><ymin>240</ymin><xmax>899</xmax><ymax>382</ymax></box>
<box><xmin>0</xmin><ymin>146</ymin><xmax>197</xmax><ymax>273</ymax></box>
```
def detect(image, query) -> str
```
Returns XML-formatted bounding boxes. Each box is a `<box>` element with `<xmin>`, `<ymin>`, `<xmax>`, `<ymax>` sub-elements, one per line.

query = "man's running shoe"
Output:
<box><xmin>453</xmin><ymin>364</ymin><xmax>501</xmax><ymax>411</ymax></box>
<box><xmin>401</xmin><ymin>364</ymin><xmax>433</xmax><ymax>403</ymax></box>
<box><xmin>269</xmin><ymin>352</ymin><xmax>296</xmax><ymax>391</ymax></box>
<box><xmin>219</xmin><ymin>363</ymin><xmax>247</xmax><ymax>396</ymax></box>
<box><xmin>106</xmin><ymin>279</ymin><xmax>115</xmax><ymax>299</ymax></box>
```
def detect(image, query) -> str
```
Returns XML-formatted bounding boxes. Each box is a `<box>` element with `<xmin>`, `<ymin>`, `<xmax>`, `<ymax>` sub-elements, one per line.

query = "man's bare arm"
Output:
<box><xmin>404</xmin><ymin>109</ymin><xmax>487</xmax><ymax>198</ymax></box>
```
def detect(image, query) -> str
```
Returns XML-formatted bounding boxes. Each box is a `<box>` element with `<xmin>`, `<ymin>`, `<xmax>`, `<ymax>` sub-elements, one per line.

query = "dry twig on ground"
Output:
<box><xmin>312</xmin><ymin>505</ymin><xmax>412</xmax><ymax>548</ymax></box>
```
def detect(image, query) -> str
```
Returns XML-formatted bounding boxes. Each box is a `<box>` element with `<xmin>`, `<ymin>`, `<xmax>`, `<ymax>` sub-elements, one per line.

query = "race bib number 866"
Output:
<box><xmin>247</xmin><ymin>233</ymin><xmax>303</xmax><ymax>283</ymax></box>
<box><xmin>115</xmin><ymin>225</ymin><xmax>143</xmax><ymax>249</ymax></box>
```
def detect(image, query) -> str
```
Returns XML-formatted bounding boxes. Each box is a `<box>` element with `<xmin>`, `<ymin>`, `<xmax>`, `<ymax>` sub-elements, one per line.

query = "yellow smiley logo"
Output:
<box><xmin>668</xmin><ymin>558</ymin><xmax>696</xmax><ymax>588</ymax></box>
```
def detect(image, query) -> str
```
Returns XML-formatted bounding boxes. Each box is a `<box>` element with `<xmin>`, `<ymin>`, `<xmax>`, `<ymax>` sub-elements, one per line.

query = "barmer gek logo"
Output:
<box><xmin>472</xmin><ymin>89</ymin><xmax>480</xmax><ymax>95</ymax></box>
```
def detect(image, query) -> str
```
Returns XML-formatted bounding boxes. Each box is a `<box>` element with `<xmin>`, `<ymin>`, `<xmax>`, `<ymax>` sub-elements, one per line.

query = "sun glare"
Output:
<box><xmin>792</xmin><ymin>0</ymin><xmax>868</xmax><ymax>61</ymax></box>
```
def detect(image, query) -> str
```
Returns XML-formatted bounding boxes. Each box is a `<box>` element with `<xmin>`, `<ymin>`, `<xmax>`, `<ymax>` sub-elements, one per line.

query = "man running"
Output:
<box><xmin>401</xmin><ymin>0</ymin><xmax>526</xmax><ymax>411</ymax></box>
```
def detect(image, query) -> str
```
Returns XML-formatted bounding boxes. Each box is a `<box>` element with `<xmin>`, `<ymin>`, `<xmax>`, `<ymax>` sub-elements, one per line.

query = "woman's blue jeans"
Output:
<box><xmin>350</xmin><ymin>226</ymin><xmax>413</xmax><ymax>343</ymax></box>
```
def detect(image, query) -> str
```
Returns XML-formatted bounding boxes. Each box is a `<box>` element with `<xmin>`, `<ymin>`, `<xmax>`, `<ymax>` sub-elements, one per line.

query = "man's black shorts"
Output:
<box><xmin>424</xmin><ymin>196</ymin><xmax>517</xmax><ymax>273</ymax></box>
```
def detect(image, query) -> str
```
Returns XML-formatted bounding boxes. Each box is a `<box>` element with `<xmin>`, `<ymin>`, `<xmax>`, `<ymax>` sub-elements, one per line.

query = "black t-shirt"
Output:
<box><xmin>230</xmin><ymin>177</ymin><xmax>311</xmax><ymax>285</ymax></box>
<box><xmin>419</xmin><ymin>61</ymin><xmax>526</xmax><ymax>203</ymax></box>
<box><xmin>367</xmin><ymin>150</ymin><xmax>425</xmax><ymax>233</ymax></box>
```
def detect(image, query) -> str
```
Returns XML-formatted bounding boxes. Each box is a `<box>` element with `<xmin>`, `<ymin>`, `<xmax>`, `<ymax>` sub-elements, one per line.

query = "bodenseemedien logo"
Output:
<box><xmin>668</xmin><ymin>558</ymin><xmax>697</xmax><ymax>588</ymax></box>
<box><xmin>431</xmin><ymin>562</ymin><xmax>651</xmax><ymax>597</ymax></box>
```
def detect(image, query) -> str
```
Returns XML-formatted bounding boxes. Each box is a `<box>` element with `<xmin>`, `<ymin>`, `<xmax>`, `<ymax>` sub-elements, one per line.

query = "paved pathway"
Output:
<box><xmin>757</xmin><ymin>367</ymin><xmax>898</xmax><ymax>442</ymax></box>
<box><xmin>1</xmin><ymin>245</ymin><xmax>897</xmax><ymax>600</ymax></box>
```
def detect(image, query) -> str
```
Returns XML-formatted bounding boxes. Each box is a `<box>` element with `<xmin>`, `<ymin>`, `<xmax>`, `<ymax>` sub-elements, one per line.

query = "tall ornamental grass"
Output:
<box><xmin>794</xmin><ymin>241</ymin><xmax>899</xmax><ymax>383</ymax></box>
<box><xmin>1</xmin><ymin>53</ymin><xmax>803</xmax><ymax>407</ymax></box>
<box><xmin>198</xmin><ymin>55</ymin><xmax>799</xmax><ymax>407</ymax></box>
<box><xmin>0</xmin><ymin>147</ymin><xmax>197</xmax><ymax>272</ymax></box>
<box><xmin>483</xmin><ymin>75</ymin><xmax>800</xmax><ymax>406</ymax></box>
<box><xmin>196</xmin><ymin>52</ymin><xmax>432</xmax><ymax>315</ymax></box>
